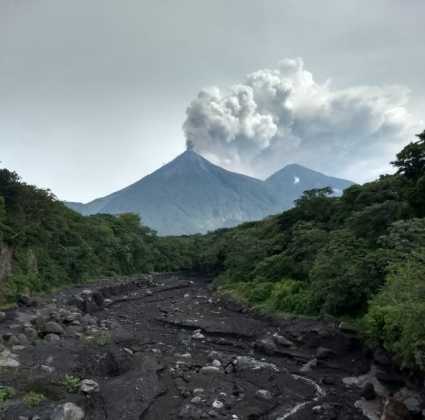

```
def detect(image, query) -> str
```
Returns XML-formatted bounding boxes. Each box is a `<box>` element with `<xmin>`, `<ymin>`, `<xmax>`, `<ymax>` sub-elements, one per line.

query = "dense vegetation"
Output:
<box><xmin>1</xmin><ymin>130</ymin><xmax>424</xmax><ymax>372</ymax></box>
<box><xmin>188</xmin><ymin>130</ymin><xmax>425</xmax><ymax>371</ymax></box>
<box><xmin>0</xmin><ymin>170</ymin><xmax>188</xmax><ymax>303</ymax></box>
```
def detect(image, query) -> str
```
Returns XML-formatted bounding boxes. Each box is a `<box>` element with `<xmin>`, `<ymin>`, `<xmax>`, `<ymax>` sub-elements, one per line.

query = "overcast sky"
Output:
<box><xmin>1</xmin><ymin>0</ymin><xmax>424</xmax><ymax>202</ymax></box>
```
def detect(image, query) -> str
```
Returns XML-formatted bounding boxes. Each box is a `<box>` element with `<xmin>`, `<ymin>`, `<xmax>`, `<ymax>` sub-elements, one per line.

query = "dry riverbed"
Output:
<box><xmin>0</xmin><ymin>274</ymin><xmax>423</xmax><ymax>419</ymax></box>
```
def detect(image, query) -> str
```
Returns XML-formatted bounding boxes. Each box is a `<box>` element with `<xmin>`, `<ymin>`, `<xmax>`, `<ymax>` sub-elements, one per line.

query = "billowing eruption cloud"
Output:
<box><xmin>183</xmin><ymin>58</ymin><xmax>418</xmax><ymax>181</ymax></box>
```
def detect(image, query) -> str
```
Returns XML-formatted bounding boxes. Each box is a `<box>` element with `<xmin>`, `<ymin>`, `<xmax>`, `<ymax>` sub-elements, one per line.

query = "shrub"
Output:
<box><xmin>366</xmin><ymin>253</ymin><xmax>425</xmax><ymax>371</ymax></box>
<box><xmin>0</xmin><ymin>386</ymin><xmax>15</xmax><ymax>404</ymax></box>
<box><xmin>267</xmin><ymin>279</ymin><xmax>313</xmax><ymax>314</ymax></box>
<box><xmin>61</xmin><ymin>375</ymin><xmax>81</xmax><ymax>393</ymax></box>
<box><xmin>23</xmin><ymin>391</ymin><xmax>46</xmax><ymax>407</ymax></box>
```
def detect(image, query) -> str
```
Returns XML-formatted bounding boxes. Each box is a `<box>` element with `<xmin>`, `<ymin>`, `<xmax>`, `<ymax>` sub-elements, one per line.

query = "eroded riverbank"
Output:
<box><xmin>0</xmin><ymin>274</ymin><xmax>423</xmax><ymax>419</ymax></box>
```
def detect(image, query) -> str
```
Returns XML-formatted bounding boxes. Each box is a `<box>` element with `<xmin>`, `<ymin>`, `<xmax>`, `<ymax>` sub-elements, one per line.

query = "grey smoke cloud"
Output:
<box><xmin>184</xmin><ymin>58</ymin><xmax>418</xmax><ymax>181</ymax></box>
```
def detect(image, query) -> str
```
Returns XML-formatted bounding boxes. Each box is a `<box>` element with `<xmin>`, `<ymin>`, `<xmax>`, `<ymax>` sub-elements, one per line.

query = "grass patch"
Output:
<box><xmin>0</xmin><ymin>386</ymin><xmax>16</xmax><ymax>405</ymax></box>
<box><xmin>61</xmin><ymin>375</ymin><xmax>81</xmax><ymax>393</ymax></box>
<box><xmin>219</xmin><ymin>278</ymin><xmax>315</xmax><ymax>316</ymax></box>
<box><xmin>81</xmin><ymin>330</ymin><xmax>112</xmax><ymax>346</ymax></box>
<box><xmin>22</xmin><ymin>391</ymin><xmax>46</xmax><ymax>407</ymax></box>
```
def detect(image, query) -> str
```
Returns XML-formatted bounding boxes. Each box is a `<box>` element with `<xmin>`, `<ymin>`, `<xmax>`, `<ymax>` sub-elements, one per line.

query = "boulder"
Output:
<box><xmin>255</xmin><ymin>389</ymin><xmax>272</xmax><ymax>400</ymax></box>
<box><xmin>381</xmin><ymin>398</ymin><xmax>411</xmax><ymax>420</ymax></box>
<box><xmin>316</xmin><ymin>346</ymin><xmax>335</xmax><ymax>359</ymax></box>
<box><xmin>80</xmin><ymin>379</ymin><xmax>99</xmax><ymax>394</ymax></box>
<box><xmin>44</xmin><ymin>321</ymin><xmax>65</xmax><ymax>335</ymax></box>
<box><xmin>254</xmin><ymin>337</ymin><xmax>277</xmax><ymax>355</ymax></box>
<box><xmin>200</xmin><ymin>366</ymin><xmax>222</xmax><ymax>375</ymax></box>
<box><xmin>45</xmin><ymin>333</ymin><xmax>61</xmax><ymax>342</ymax></box>
<box><xmin>51</xmin><ymin>402</ymin><xmax>85</xmax><ymax>420</ymax></box>
<box><xmin>300</xmin><ymin>358</ymin><xmax>317</xmax><ymax>373</ymax></box>
<box><xmin>272</xmin><ymin>333</ymin><xmax>293</xmax><ymax>347</ymax></box>
<box><xmin>0</xmin><ymin>349</ymin><xmax>20</xmax><ymax>367</ymax></box>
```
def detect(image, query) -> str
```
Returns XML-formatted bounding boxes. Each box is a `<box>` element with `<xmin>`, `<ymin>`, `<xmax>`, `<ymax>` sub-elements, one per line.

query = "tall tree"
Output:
<box><xmin>392</xmin><ymin>130</ymin><xmax>425</xmax><ymax>180</ymax></box>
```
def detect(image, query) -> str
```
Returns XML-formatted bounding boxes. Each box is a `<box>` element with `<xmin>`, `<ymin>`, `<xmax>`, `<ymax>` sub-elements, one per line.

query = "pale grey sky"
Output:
<box><xmin>1</xmin><ymin>0</ymin><xmax>424</xmax><ymax>202</ymax></box>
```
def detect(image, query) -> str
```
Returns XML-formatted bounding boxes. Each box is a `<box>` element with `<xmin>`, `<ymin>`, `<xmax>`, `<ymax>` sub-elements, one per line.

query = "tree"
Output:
<box><xmin>309</xmin><ymin>230</ymin><xmax>376</xmax><ymax>315</ymax></box>
<box><xmin>392</xmin><ymin>130</ymin><xmax>425</xmax><ymax>180</ymax></box>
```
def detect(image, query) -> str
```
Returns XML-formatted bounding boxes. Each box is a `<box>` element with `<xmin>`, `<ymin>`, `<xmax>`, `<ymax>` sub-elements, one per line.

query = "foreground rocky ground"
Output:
<box><xmin>0</xmin><ymin>274</ymin><xmax>424</xmax><ymax>420</ymax></box>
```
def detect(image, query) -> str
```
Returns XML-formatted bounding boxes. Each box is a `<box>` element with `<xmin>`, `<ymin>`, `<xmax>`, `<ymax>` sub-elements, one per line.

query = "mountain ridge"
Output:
<box><xmin>65</xmin><ymin>150</ymin><xmax>353</xmax><ymax>235</ymax></box>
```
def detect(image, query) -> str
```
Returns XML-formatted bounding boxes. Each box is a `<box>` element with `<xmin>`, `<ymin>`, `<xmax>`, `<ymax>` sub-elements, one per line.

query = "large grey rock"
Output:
<box><xmin>381</xmin><ymin>398</ymin><xmax>410</xmax><ymax>420</ymax></box>
<box><xmin>254</xmin><ymin>337</ymin><xmax>277</xmax><ymax>355</ymax></box>
<box><xmin>0</xmin><ymin>349</ymin><xmax>20</xmax><ymax>368</ymax></box>
<box><xmin>80</xmin><ymin>379</ymin><xmax>99</xmax><ymax>394</ymax></box>
<box><xmin>44</xmin><ymin>321</ymin><xmax>65</xmax><ymax>335</ymax></box>
<box><xmin>51</xmin><ymin>402</ymin><xmax>85</xmax><ymax>420</ymax></box>
<box><xmin>272</xmin><ymin>333</ymin><xmax>293</xmax><ymax>347</ymax></box>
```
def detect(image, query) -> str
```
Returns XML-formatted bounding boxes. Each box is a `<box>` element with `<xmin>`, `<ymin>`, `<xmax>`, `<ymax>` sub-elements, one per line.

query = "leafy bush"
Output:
<box><xmin>0</xmin><ymin>386</ymin><xmax>15</xmax><ymax>404</ymax></box>
<box><xmin>61</xmin><ymin>375</ymin><xmax>81</xmax><ymax>393</ymax></box>
<box><xmin>266</xmin><ymin>279</ymin><xmax>313</xmax><ymax>314</ymax></box>
<box><xmin>23</xmin><ymin>391</ymin><xmax>46</xmax><ymax>407</ymax></box>
<box><xmin>309</xmin><ymin>230</ymin><xmax>377</xmax><ymax>316</ymax></box>
<box><xmin>222</xmin><ymin>279</ymin><xmax>313</xmax><ymax>315</ymax></box>
<box><xmin>366</xmin><ymin>253</ymin><xmax>425</xmax><ymax>371</ymax></box>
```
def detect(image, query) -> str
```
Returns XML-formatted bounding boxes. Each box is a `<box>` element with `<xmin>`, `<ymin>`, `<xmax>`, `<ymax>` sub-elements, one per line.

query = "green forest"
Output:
<box><xmin>1</xmin><ymin>130</ymin><xmax>425</xmax><ymax>372</ymax></box>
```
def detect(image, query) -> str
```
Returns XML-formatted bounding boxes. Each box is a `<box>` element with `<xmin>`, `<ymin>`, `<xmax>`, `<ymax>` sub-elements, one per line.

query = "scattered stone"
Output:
<box><xmin>254</xmin><ymin>337</ymin><xmax>277</xmax><ymax>355</ymax></box>
<box><xmin>191</xmin><ymin>396</ymin><xmax>202</xmax><ymax>404</ymax></box>
<box><xmin>211</xmin><ymin>359</ymin><xmax>222</xmax><ymax>368</ymax></box>
<box><xmin>193</xmin><ymin>388</ymin><xmax>204</xmax><ymax>396</ymax></box>
<box><xmin>207</xmin><ymin>351</ymin><xmax>221</xmax><ymax>361</ymax></box>
<box><xmin>300</xmin><ymin>358</ymin><xmax>317</xmax><ymax>373</ymax></box>
<box><xmin>0</xmin><ymin>349</ymin><xmax>20</xmax><ymax>367</ymax></box>
<box><xmin>41</xmin><ymin>364</ymin><xmax>55</xmax><ymax>374</ymax></box>
<box><xmin>4</xmin><ymin>334</ymin><xmax>20</xmax><ymax>346</ymax></box>
<box><xmin>192</xmin><ymin>330</ymin><xmax>205</xmax><ymax>340</ymax></box>
<box><xmin>338</xmin><ymin>321</ymin><xmax>358</xmax><ymax>334</ymax></box>
<box><xmin>51</xmin><ymin>402</ymin><xmax>85</xmax><ymax>420</ymax></box>
<box><xmin>17</xmin><ymin>333</ymin><xmax>30</xmax><ymax>345</ymax></box>
<box><xmin>24</xmin><ymin>326</ymin><xmax>38</xmax><ymax>340</ymax></box>
<box><xmin>12</xmin><ymin>345</ymin><xmax>26</xmax><ymax>352</ymax></box>
<box><xmin>0</xmin><ymin>311</ymin><xmax>6</xmax><ymax>322</ymax></box>
<box><xmin>272</xmin><ymin>332</ymin><xmax>293</xmax><ymax>347</ymax></box>
<box><xmin>80</xmin><ymin>379</ymin><xmax>100</xmax><ymax>394</ymax></box>
<box><xmin>45</xmin><ymin>333</ymin><xmax>61</xmax><ymax>342</ymax></box>
<box><xmin>316</xmin><ymin>346</ymin><xmax>335</xmax><ymax>359</ymax></box>
<box><xmin>44</xmin><ymin>321</ymin><xmax>65</xmax><ymax>335</ymax></box>
<box><xmin>176</xmin><ymin>353</ymin><xmax>192</xmax><ymax>359</ymax></box>
<box><xmin>178</xmin><ymin>404</ymin><xmax>204</xmax><ymax>419</ymax></box>
<box><xmin>255</xmin><ymin>389</ymin><xmax>272</xmax><ymax>400</ymax></box>
<box><xmin>381</xmin><ymin>398</ymin><xmax>410</xmax><ymax>420</ymax></box>
<box><xmin>394</xmin><ymin>388</ymin><xmax>422</xmax><ymax>415</ymax></box>
<box><xmin>212</xmin><ymin>399</ymin><xmax>224</xmax><ymax>409</ymax></box>
<box><xmin>200</xmin><ymin>366</ymin><xmax>222</xmax><ymax>375</ymax></box>
<box><xmin>234</xmin><ymin>356</ymin><xmax>279</xmax><ymax>372</ymax></box>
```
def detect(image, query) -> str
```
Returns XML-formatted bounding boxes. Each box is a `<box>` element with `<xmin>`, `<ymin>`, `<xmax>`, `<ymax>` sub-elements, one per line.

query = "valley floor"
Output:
<box><xmin>0</xmin><ymin>274</ymin><xmax>418</xmax><ymax>419</ymax></box>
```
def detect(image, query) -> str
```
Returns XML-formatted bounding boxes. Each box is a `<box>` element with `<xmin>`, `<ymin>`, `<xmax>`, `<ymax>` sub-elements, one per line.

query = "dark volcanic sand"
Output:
<box><xmin>0</xmin><ymin>274</ymin><xmax>374</xmax><ymax>419</ymax></box>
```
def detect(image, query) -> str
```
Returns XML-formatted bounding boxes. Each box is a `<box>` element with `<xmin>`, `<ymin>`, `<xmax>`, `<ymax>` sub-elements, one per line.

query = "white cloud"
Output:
<box><xmin>183</xmin><ymin>58</ymin><xmax>420</xmax><ymax>181</ymax></box>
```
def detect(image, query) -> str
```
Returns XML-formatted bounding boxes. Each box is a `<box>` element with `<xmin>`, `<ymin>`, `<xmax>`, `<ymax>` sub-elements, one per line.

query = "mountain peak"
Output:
<box><xmin>65</xmin><ymin>154</ymin><xmax>354</xmax><ymax>235</ymax></box>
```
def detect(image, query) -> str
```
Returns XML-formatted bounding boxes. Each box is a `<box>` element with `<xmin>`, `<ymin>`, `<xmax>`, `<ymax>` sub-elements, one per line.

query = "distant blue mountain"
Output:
<box><xmin>265</xmin><ymin>163</ymin><xmax>353</xmax><ymax>209</ymax></box>
<box><xmin>65</xmin><ymin>151</ymin><xmax>353</xmax><ymax>235</ymax></box>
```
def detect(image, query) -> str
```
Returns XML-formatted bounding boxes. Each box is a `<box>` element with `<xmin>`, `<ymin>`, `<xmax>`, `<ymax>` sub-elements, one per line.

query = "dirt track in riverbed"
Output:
<box><xmin>1</xmin><ymin>273</ymin><xmax>373</xmax><ymax>419</ymax></box>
